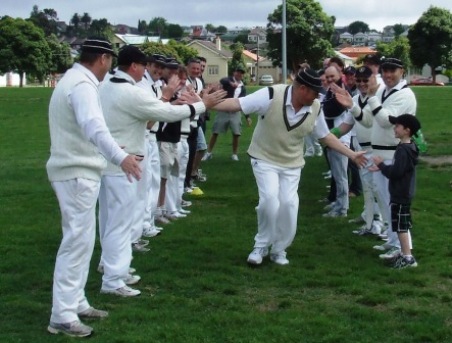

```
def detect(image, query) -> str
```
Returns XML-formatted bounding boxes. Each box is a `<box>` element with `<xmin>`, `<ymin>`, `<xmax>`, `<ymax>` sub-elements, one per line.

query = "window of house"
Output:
<box><xmin>208</xmin><ymin>65</ymin><xmax>219</xmax><ymax>76</ymax></box>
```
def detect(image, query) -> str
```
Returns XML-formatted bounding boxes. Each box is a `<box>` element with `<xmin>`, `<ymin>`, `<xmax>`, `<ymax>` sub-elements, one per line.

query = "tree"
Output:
<box><xmin>266</xmin><ymin>0</ymin><xmax>335</xmax><ymax>70</ymax></box>
<box><xmin>28</xmin><ymin>5</ymin><xmax>58</xmax><ymax>36</ymax></box>
<box><xmin>376</xmin><ymin>37</ymin><xmax>411</xmax><ymax>68</ymax></box>
<box><xmin>0</xmin><ymin>17</ymin><xmax>51</xmax><ymax>86</ymax></box>
<box><xmin>216</xmin><ymin>25</ymin><xmax>228</xmax><ymax>34</ymax></box>
<box><xmin>140</xmin><ymin>42</ymin><xmax>180</xmax><ymax>62</ymax></box>
<box><xmin>138</xmin><ymin>20</ymin><xmax>148</xmax><ymax>34</ymax></box>
<box><xmin>80</xmin><ymin>12</ymin><xmax>92</xmax><ymax>31</ymax></box>
<box><xmin>229</xmin><ymin>42</ymin><xmax>247</xmax><ymax>73</ymax></box>
<box><xmin>46</xmin><ymin>34</ymin><xmax>72</xmax><ymax>74</ymax></box>
<box><xmin>89</xmin><ymin>18</ymin><xmax>114</xmax><ymax>39</ymax></box>
<box><xmin>167</xmin><ymin>40</ymin><xmax>198</xmax><ymax>63</ymax></box>
<box><xmin>71</xmin><ymin>13</ymin><xmax>80</xmax><ymax>30</ymax></box>
<box><xmin>205</xmin><ymin>23</ymin><xmax>216</xmax><ymax>33</ymax></box>
<box><xmin>408</xmin><ymin>6</ymin><xmax>452</xmax><ymax>82</ymax></box>
<box><xmin>392</xmin><ymin>24</ymin><xmax>406</xmax><ymax>38</ymax></box>
<box><xmin>348</xmin><ymin>21</ymin><xmax>369</xmax><ymax>35</ymax></box>
<box><xmin>167</xmin><ymin>24</ymin><xmax>183</xmax><ymax>40</ymax></box>
<box><xmin>234</xmin><ymin>33</ymin><xmax>249</xmax><ymax>44</ymax></box>
<box><xmin>148</xmin><ymin>17</ymin><xmax>168</xmax><ymax>36</ymax></box>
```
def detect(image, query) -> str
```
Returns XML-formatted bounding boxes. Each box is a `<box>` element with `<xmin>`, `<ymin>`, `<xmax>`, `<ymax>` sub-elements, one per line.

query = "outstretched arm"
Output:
<box><xmin>320</xmin><ymin>133</ymin><xmax>368</xmax><ymax>168</ymax></box>
<box><xmin>212</xmin><ymin>98</ymin><xmax>242</xmax><ymax>112</ymax></box>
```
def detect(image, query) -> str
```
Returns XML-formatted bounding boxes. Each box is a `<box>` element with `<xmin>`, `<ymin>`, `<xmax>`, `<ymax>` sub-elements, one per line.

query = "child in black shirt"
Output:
<box><xmin>371</xmin><ymin>114</ymin><xmax>421</xmax><ymax>269</ymax></box>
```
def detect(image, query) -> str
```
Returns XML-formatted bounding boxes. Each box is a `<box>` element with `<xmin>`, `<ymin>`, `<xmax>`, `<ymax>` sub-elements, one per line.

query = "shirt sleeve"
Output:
<box><xmin>312</xmin><ymin>112</ymin><xmax>330</xmax><ymax>140</ymax></box>
<box><xmin>239</xmin><ymin>87</ymin><xmax>272</xmax><ymax>115</ymax></box>
<box><xmin>70</xmin><ymin>82</ymin><xmax>128</xmax><ymax>166</ymax></box>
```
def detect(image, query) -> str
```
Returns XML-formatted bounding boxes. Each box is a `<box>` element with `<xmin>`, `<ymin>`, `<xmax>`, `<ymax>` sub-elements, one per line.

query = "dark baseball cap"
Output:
<box><xmin>363</xmin><ymin>54</ymin><xmax>381</xmax><ymax>66</ymax></box>
<box><xmin>147</xmin><ymin>53</ymin><xmax>167</xmax><ymax>66</ymax></box>
<box><xmin>165</xmin><ymin>57</ymin><xmax>179</xmax><ymax>70</ymax></box>
<box><xmin>381</xmin><ymin>57</ymin><xmax>404</xmax><ymax>70</ymax></box>
<box><xmin>81</xmin><ymin>37</ymin><xmax>117</xmax><ymax>57</ymax></box>
<box><xmin>388</xmin><ymin>114</ymin><xmax>421</xmax><ymax>136</ymax></box>
<box><xmin>344</xmin><ymin>66</ymin><xmax>356</xmax><ymax>75</ymax></box>
<box><xmin>355</xmin><ymin>66</ymin><xmax>372</xmax><ymax>79</ymax></box>
<box><xmin>117</xmin><ymin>45</ymin><xmax>147</xmax><ymax>66</ymax></box>
<box><xmin>295</xmin><ymin>68</ymin><xmax>323</xmax><ymax>93</ymax></box>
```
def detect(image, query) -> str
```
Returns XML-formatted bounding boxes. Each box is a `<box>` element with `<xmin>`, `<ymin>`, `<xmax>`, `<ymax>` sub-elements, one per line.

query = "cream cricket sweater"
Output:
<box><xmin>247</xmin><ymin>85</ymin><xmax>321</xmax><ymax>168</ymax></box>
<box><xmin>46</xmin><ymin>66</ymin><xmax>107</xmax><ymax>182</ymax></box>
<box><xmin>351</xmin><ymin>80</ymin><xmax>416</xmax><ymax>160</ymax></box>
<box><xmin>100</xmin><ymin>71</ymin><xmax>206</xmax><ymax>175</ymax></box>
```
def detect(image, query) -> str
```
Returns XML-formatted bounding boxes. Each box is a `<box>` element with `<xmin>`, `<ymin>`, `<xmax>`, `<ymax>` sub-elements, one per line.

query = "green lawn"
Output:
<box><xmin>0</xmin><ymin>86</ymin><xmax>451</xmax><ymax>343</ymax></box>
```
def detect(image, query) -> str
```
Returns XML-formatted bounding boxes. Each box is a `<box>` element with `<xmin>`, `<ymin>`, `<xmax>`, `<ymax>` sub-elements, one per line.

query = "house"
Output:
<box><xmin>367</xmin><ymin>32</ymin><xmax>382</xmax><ymax>44</ymax></box>
<box><xmin>339</xmin><ymin>32</ymin><xmax>353</xmax><ymax>44</ymax></box>
<box><xmin>353</xmin><ymin>32</ymin><xmax>367</xmax><ymax>46</ymax></box>
<box><xmin>186</xmin><ymin>37</ymin><xmax>232</xmax><ymax>84</ymax></box>
<box><xmin>112</xmin><ymin>24</ymin><xmax>139</xmax><ymax>35</ymax></box>
<box><xmin>248</xmin><ymin>27</ymin><xmax>267</xmax><ymax>43</ymax></box>
<box><xmin>190</xmin><ymin>26</ymin><xmax>216</xmax><ymax>41</ymax></box>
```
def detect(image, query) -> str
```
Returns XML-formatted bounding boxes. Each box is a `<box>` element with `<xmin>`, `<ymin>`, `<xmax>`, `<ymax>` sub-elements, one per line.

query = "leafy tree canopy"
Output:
<box><xmin>408</xmin><ymin>6</ymin><xmax>452</xmax><ymax>79</ymax></box>
<box><xmin>28</xmin><ymin>5</ymin><xmax>58</xmax><ymax>36</ymax></box>
<box><xmin>376</xmin><ymin>37</ymin><xmax>411</xmax><ymax>68</ymax></box>
<box><xmin>140</xmin><ymin>41</ymin><xmax>197</xmax><ymax>65</ymax></box>
<box><xmin>0</xmin><ymin>17</ymin><xmax>51</xmax><ymax>86</ymax></box>
<box><xmin>392</xmin><ymin>24</ymin><xmax>406</xmax><ymax>37</ymax></box>
<box><xmin>266</xmin><ymin>0</ymin><xmax>335</xmax><ymax>70</ymax></box>
<box><xmin>348</xmin><ymin>21</ymin><xmax>369</xmax><ymax>35</ymax></box>
<box><xmin>46</xmin><ymin>34</ymin><xmax>72</xmax><ymax>74</ymax></box>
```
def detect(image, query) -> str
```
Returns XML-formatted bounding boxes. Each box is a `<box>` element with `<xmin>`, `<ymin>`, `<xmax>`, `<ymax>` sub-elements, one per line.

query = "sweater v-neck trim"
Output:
<box><xmin>283</xmin><ymin>86</ymin><xmax>311</xmax><ymax>131</ymax></box>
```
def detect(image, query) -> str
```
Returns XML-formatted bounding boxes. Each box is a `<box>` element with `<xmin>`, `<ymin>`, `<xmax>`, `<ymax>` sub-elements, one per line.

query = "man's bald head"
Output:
<box><xmin>324</xmin><ymin>66</ymin><xmax>341</xmax><ymax>86</ymax></box>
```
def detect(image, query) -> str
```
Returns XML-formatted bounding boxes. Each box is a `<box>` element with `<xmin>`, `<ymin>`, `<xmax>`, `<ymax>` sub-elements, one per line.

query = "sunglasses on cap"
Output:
<box><xmin>356</xmin><ymin>79</ymin><xmax>369</xmax><ymax>83</ymax></box>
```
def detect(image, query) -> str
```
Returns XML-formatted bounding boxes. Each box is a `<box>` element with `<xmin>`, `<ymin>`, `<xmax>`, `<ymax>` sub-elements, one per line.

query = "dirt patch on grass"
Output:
<box><xmin>420</xmin><ymin>155</ymin><xmax>452</xmax><ymax>166</ymax></box>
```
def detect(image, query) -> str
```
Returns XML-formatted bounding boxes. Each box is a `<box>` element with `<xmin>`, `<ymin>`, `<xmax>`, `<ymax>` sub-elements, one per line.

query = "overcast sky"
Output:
<box><xmin>2</xmin><ymin>0</ymin><xmax>451</xmax><ymax>32</ymax></box>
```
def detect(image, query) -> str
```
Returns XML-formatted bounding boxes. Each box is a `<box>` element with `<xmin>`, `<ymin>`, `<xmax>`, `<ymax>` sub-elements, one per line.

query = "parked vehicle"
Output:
<box><xmin>410</xmin><ymin>77</ymin><xmax>444</xmax><ymax>86</ymax></box>
<box><xmin>259</xmin><ymin>74</ymin><xmax>274</xmax><ymax>86</ymax></box>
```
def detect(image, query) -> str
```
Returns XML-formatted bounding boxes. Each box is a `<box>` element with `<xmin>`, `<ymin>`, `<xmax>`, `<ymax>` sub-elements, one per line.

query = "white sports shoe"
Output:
<box><xmin>155</xmin><ymin>215</ymin><xmax>171</xmax><ymax>225</ymax></box>
<box><xmin>379</xmin><ymin>247</ymin><xmax>401</xmax><ymax>260</ymax></box>
<box><xmin>100</xmin><ymin>285</ymin><xmax>141</xmax><ymax>297</ymax></box>
<box><xmin>179</xmin><ymin>208</ymin><xmax>191</xmax><ymax>214</ymax></box>
<box><xmin>48</xmin><ymin>320</ymin><xmax>93</xmax><ymax>337</ymax></box>
<box><xmin>270</xmin><ymin>251</ymin><xmax>289</xmax><ymax>265</ymax></box>
<box><xmin>142</xmin><ymin>226</ymin><xmax>161</xmax><ymax>237</ymax></box>
<box><xmin>123</xmin><ymin>274</ymin><xmax>141</xmax><ymax>285</ymax></box>
<box><xmin>373</xmin><ymin>243</ymin><xmax>393</xmax><ymax>251</ymax></box>
<box><xmin>231</xmin><ymin>154</ymin><xmax>239</xmax><ymax>161</ymax></box>
<box><xmin>247</xmin><ymin>247</ymin><xmax>269</xmax><ymax>265</ymax></box>
<box><xmin>202</xmin><ymin>152</ymin><xmax>213</xmax><ymax>161</ymax></box>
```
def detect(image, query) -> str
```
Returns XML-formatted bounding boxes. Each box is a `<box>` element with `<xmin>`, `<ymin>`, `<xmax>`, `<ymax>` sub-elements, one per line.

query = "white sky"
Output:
<box><xmin>2</xmin><ymin>0</ymin><xmax>451</xmax><ymax>32</ymax></box>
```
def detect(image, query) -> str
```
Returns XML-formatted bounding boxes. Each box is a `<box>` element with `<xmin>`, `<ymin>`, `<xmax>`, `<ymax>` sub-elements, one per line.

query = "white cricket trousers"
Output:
<box><xmin>143</xmin><ymin>135</ymin><xmax>160</xmax><ymax>229</ymax></box>
<box><xmin>251</xmin><ymin>158</ymin><xmax>302</xmax><ymax>254</ymax></box>
<box><xmin>360</xmin><ymin>150</ymin><xmax>380</xmax><ymax>230</ymax></box>
<box><xmin>50</xmin><ymin>178</ymin><xmax>99</xmax><ymax>324</ymax></box>
<box><xmin>131</xmin><ymin>156</ymin><xmax>147</xmax><ymax>244</ymax></box>
<box><xmin>373</xmin><ymin>161</ymin><xmax>412</xmax><ymax>249</ymax></box>
<box><xmin>165</xmin><ymin>139</ymin><xmax>188</xmax><ymax>213</ymax></box>
<box><xmin>98</xmin><ymin>174</ymin><xmax>137</xmax><ymax>290</ymax></box>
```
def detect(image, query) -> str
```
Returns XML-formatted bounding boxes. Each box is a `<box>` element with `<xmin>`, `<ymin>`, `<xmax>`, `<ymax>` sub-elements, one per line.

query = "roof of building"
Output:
<box><xmin>339</xmin><ymin>46</ymin><xmax>377</xmax><ymax>58</ymax></box>
<box><xmin>187</xmin><ymin>40</ymin><xmax>233</xmax><ymax>59</ymax></box>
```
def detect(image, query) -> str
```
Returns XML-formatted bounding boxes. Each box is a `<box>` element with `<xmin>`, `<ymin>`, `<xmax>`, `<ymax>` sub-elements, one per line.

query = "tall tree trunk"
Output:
<box><xmin>19</xmin><ymin>71</ymin><xmax>24</xmax><ymax>88</ymax></box>
<box><xmin>431</xmin><ymin>65</ymin><xmax>436</xmax><ymax>83</ymax></box>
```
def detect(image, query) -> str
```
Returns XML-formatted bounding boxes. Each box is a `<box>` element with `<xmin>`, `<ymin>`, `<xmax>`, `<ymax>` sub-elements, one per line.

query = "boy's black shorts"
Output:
<box><xmin>390</xmin><ymin>203</ymin><xmax>412</xmax><ymax>233</ymax></box>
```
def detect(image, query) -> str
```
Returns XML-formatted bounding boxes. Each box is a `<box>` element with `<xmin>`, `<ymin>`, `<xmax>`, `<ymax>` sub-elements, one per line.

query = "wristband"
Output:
<box><xmin>330</xmin><ymin>127</ymin><xmax>341</xmax><ymax>138</ymax></box>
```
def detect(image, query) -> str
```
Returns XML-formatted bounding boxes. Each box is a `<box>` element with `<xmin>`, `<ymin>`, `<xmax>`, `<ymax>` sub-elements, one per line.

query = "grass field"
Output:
<box><xmin>0</xmin><ymin>86</ymin><xmax>451</xmax><ymax>343</ymax></box>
